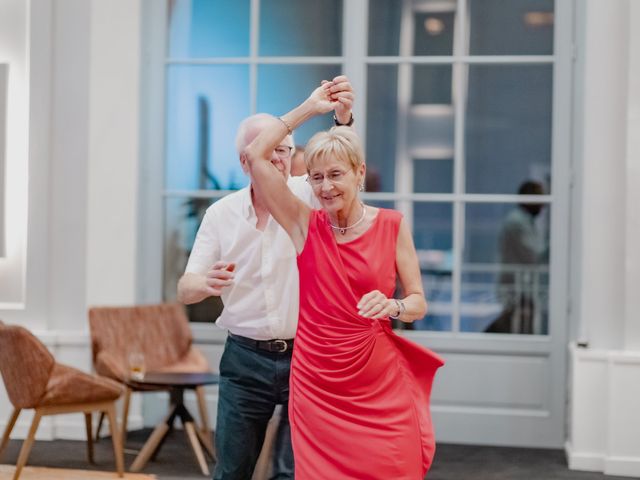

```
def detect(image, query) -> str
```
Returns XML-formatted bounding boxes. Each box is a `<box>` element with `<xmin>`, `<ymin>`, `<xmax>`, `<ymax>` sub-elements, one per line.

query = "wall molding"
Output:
<box><xmin>568</xmin><ymin>343</ymin><xmax>640</xmax><ymax>478</ymax></box>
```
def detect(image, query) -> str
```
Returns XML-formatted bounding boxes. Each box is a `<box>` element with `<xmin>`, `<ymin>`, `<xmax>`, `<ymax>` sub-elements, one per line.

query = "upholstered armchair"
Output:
<box><xmin>88</xmin><ymin>303</ymin><xmax>212</xmax><ymax>447</ymax></box>
<box><xmin>0</xmin><ymin>323</ymin><xmax>124</xmax><ymax>480</ymax></box>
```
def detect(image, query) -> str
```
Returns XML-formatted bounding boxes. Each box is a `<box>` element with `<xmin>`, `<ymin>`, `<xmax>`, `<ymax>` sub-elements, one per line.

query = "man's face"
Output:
<box><xmin>240</xmin><ymin>122</ymin><xmax>293</xmax><ymax>180</ymax></box>
<box><xmin>269</xmin><ymin>137</ymin><xmax>294</xmax><ymax>180</ymax></box>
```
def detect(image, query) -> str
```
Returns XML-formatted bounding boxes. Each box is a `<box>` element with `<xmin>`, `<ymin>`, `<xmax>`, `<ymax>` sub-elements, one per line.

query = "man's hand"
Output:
<box><xmin>177</xmin><ymin>262</ymin><xmax>235</xmax><ymax>305</ymax></box>
<box><xmin>322</xmin><ymin>75</ymin><xmax>354</xmax><ymax>125</ymax></box>
<box><xmin>205</xmin><ymin>261</ymin><xmax>235</xmax><ymax>294</ymax></box>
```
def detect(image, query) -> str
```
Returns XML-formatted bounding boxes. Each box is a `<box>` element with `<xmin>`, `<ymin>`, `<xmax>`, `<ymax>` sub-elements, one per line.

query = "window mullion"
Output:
<box><xmin>450</xmin><ymin>0</ymin><xmax>469</xmax><ymax>334</ymax></box>
<box><xmin>250</xmin><ymin>0</ymin><xmax>260</xmax><ymax>113</ymax></box>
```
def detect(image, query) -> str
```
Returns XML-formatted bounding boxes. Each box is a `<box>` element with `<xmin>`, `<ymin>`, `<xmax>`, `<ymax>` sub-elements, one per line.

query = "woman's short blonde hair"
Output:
<box><xmin>304</xmin><ymin>126</ymin><xmax>364</xmax><ymax>173</ymax></box>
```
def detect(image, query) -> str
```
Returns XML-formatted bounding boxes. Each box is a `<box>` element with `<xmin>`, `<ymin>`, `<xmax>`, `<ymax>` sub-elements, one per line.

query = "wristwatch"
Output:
<box><xmin>333</xmin><ymin>113</ymin><xmax>354</xmax><ymax>127</ymax></box>
<box><xmin>389</xmin><ymin>299</ymin><xmax>406</xmax><ymax>320</ymax></box>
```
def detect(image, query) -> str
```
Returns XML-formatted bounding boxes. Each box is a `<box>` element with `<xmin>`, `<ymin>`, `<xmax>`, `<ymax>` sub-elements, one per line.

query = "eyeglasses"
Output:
<box><xmin>274</xmin><ymin>145</ymin><xmax>293</xmax><ymax>159</ymax></box>
<box><xmin>306</xmin><ymin>169</ymin><xmax>352</xmax><ymax>186</ymax></box>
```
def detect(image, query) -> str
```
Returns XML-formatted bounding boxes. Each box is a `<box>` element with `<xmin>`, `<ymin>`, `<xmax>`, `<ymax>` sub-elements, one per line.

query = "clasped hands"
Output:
<box><xmin>307</xmin><ymin>75</ymin><xmax>354</xmax><ymax>123</ymax></box>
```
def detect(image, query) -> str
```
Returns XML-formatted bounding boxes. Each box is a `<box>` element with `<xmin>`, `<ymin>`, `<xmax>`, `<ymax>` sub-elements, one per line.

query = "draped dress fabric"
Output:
<box><xmin>291</xmin><ymin>208</ymin><xmax>445</xmax><ymax>480</ymax></box>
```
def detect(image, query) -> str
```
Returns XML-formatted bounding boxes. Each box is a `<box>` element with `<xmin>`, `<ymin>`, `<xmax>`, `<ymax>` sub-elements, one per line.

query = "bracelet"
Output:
<box><xmin>389</xmin><ymin>299</ymin><xmax>406</xmax><ymax>320</ymax></box>
<box><xmin>333</xmin><ymin>113</ymin><xmax>354</xmax><ymax>127</ymax></box>
<box><xmin>278</xmin><ymin>117</ymin><xmax>293</xmax><ymax>135</ymax></box>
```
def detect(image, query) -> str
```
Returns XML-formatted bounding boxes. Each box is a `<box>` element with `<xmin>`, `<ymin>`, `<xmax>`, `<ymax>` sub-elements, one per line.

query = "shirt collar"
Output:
<box><xmin>240</xmin><ymin>185</ymin><xmax>255</xmax><ymax>220</ymax></box>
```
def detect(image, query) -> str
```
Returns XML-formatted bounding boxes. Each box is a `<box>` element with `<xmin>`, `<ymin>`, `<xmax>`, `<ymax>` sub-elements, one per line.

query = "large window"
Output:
<box><xmin>162</xmin><ymin>0</ymin><xmax>556</xmax><ymax>335</ymax></box>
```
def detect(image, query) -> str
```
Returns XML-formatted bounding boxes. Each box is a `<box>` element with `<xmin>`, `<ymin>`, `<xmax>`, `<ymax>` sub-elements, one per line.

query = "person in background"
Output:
<box><xmin>177</xmin><ymin>76</ymin><xmax>354</xmax><ymax>480</ymax></box>
<box><xmin>290</xmin><ymin>144</ymin><xmax>306</xmax><ymax>176</ymax></box>
<box><xmin>244</xmin><ymin>78</ymin><xmax>444</xmax><ymax>479</ymax></box>
<box><xmin>486</xmin><ymin>180</ymin><xmax>547</xmax><ymax>334</ymax></box>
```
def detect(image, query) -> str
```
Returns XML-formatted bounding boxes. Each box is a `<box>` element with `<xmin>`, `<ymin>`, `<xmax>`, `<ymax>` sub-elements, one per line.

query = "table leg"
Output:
<box><xmin>130</xmin><ymin>423</ymin><xmax>170</xmax><ymax>472</ymax></box>
<box><xmin>184</xmin><ymin>421</ymin><xmax>210</xmax><ymax>476</ymax></box>
<box><xmin>195</xmin><ymin>427</ymin><xmax>216</xmax><ymax>461</ymax></box>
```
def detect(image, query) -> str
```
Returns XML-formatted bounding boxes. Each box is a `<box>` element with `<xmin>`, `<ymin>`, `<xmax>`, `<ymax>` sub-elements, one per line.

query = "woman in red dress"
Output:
<box><xmin>244</xmin><ymin>76</ymin><xmax>444</xmax><ymax>479</ymax></box>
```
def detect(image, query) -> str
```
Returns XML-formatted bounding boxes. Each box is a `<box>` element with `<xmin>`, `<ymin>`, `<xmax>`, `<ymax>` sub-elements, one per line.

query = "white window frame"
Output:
<box><xmin>139</xmin><ymin>0</ymin><xmax>572</xmax><ymax>348</ymax></box>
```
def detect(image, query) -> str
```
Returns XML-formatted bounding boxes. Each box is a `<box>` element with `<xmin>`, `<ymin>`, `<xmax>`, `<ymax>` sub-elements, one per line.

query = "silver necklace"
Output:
<box><xmin>329</xmin><ymin>204</ymin><xmax>367</xmax><ymax>235</ymax></box>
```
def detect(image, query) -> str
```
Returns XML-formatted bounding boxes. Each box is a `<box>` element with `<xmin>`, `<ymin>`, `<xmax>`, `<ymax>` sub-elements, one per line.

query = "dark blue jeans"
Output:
<box><xmin>213</xmin><ymin>335</ymin><xmax>294</xmax><ymax>480</ymax></box>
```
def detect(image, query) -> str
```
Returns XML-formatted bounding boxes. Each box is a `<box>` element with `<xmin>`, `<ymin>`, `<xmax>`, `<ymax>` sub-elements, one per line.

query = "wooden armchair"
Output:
<box><xmin>88</xmin><ymin>304</ymin><xmax>212</xmax><ymax>448</ymax></box>
<box><xmin>0</xmin><ymin>323</ymin><xmax>124</xmax><ymax>480</ymax></box>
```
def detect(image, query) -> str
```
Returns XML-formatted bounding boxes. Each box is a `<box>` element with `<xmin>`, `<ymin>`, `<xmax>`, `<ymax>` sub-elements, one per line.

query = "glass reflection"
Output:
<box><xmin>164</xmin><ymin>197</ymin><xmax>224</xmax><ymax>322</ymax></box>
<box><xmin>412</xmin><ymin>202</ymin><xmax>453</xmax><ymax>332</ymax></box>
<box><xmin>469</xmin><ymin>0</ymin><xmax>554</xmax><ymax>56</ymax></box>
<box><xmin>366</xmin><ymin>65</ymin><xmax>398</xmax><ymax>193</ymax></box>
<box><xmin>367</xmin><ymin>65</ymin><xmax>455</xmax><ymax>194</ymax></box>
<box><xmin>413</xmin><ymin>11</ymin><xmax>454</xmax><ymax>56</ymax></box>
<box><xmin>166</xmin><ymin>65</ymin><xmax>250</xmax><ymax>191</ymax></box>
<box><xmin>258</xmin><ymin>65</ymin><xmax>341</xmax><ymax>146</ymax></box>
<box><xmin>259</xmin><ymin>0</ymin><xmax>342</xmax><ymax>56</ymax></box>
<box><xmin>167</xmin><ymin>0</ymin><xmax>250</xmax><ymax>58</ymax></box>
<box><xmin>465</xmin><ymin>64</ymin><xmax>552</xmax><ymax>194</ymax></box>
<box><xmin>369</xmin><ymin>0</ymin><xmax>456</xmax><ymax>56</ymax></box>
<box><xmin>462</xmin><ymin>198</ymin><xmax>550</xmax><ymax>334</ymax></box>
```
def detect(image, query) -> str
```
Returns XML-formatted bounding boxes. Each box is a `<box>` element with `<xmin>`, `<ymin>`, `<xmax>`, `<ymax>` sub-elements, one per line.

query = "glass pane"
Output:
<box><xmin>412</xmin><ymin>65</ymin><xmax>452</xmax><ymax>104</ymax></box>
<box><xmin>166</xmin><ymin>65</ymin><xmax>250</xmax><ymax>191</ymax></box>
<box><xmin>462</xmin><ymin>202</ymin><xmax>550</xmax><ymax>334</ymax></box>
<box><xmin>412</xmin><ymin>202</ymin><xmax>453</xmax><ymax>331</ymax></box>
<box><xmin>366</xmin><ymin>65</ymin><xmax>398</xmax><ymax>192</ymax></box>
<box><xmin>369</xmin><ymin>0</ymin><xmax>456</xmax><ymax>56</ymax></box>
<box><xmin>164</xmin><ymin>197</ymin><xmax>225</xmax><ymax>322</ymax></box>
<box><xmin>257</xmin><ymin>65</ymin><xmax>341</xmax><ymax>146</ymax></box>
<box><xmin>414</xmin><ymin>159</ymin><xmax>453</xmax><ymax>193</ymax></box>
<box><xmin>367</xmin><ymin>65</ymin><xmax>455</xmax><ymax>193</ymax></box>
<box><xmin>469</xmin><ymin>0</ymin><xmax>554</xmax><ymax>55</ymax></box>
<box><xmin>465</xmin><ymin>65</ymin><xmax>552</xmax><ymax>194</ymax></box>
<box><xmin>259</xmin><ymin>0</ymin><xmax>342</xmax><ymax>56</ymax></box>
<box><xmin>168</xmin><ymin>0</ymin><xmax>250</xmax><ymax>58</ymax></box>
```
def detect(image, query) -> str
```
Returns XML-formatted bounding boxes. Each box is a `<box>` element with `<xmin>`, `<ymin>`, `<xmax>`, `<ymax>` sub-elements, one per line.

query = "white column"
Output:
<box><xmin>47</xmin><ymin>0</ymin><xmax>91</xmax><ymax>330</ymax></box>
<box><xmin>86</xmin><ymin>0</ymin><xmax>142</xmax><ymax>306</ymax></box>
<box><xmin>574</xmin><ymin>0</ymin><xmax>629</xmax><ymax>350</ymax></box>
<box><xmin>624</xmin><ymin>0</ymin><xmax>640</xmax><ymax>351</ymax></box>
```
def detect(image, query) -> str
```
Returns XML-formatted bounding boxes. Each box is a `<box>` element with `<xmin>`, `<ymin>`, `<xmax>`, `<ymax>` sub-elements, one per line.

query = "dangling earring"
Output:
<box><xmin>359</xmin><ymin>182</ymin><xmax>365</xmax><ymax>192</ymax></box>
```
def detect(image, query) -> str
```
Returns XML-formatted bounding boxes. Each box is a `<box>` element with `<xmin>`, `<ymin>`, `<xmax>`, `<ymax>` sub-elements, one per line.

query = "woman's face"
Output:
<box><xmin>308</xmin><ymin>155</ymin><xmax>365</xmax><ymax>215</ymax></box>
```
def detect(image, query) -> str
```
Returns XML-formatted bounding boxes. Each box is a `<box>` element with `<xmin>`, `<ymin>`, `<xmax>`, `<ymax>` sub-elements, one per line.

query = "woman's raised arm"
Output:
<box><xmin>244</xmin><ymin>83</ymin><xmax>338</xmax><ymax>252</ymax></box>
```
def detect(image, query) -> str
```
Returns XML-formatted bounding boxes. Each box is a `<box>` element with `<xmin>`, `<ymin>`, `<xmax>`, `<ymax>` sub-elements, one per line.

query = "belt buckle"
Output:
<box><xmin>273</xmin><ymin>339</ymin><xmax>288</xmax><ymax>353</ymax></box>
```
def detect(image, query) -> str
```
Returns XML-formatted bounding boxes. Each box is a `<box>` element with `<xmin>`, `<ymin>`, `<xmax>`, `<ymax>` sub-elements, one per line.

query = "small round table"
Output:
<box><xmin>127</xmin><ymin>372</ymin><xmax>219</xmax><ymax>475</ymax></box>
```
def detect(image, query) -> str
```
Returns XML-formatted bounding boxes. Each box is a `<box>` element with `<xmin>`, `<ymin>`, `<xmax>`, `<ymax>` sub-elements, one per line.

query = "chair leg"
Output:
<box><xmin>120</xmin><ymin>387</ymin><xmax>131</xmax><ymax>447</ymax></box>
<box><xmin>85</xmin><ymin>413</ymin><xmax>94</xmax><ymax>464</ymax></box>
<box><xmin>0</xmin><ymin>408</ymin><xmax>21</xmax><ymax>460</ymax></box>
<box><xmin>12</xmin><ymin>410</ymin><xmax>41</xmax><ymax>480</ymax></box>
<box><xmin>195</xmin><ymin>385</ymin><xmax>215</xmax><ymax>457</ymax></box>
<box><xmin>106</xmin><ymin>404</ymin><xmax>124</xmax><ymax>478</ymax></box>
<box><xmin>94</xmin><ymin>411</ymin><xmax>105</xmax><ymax>441</ymax></box>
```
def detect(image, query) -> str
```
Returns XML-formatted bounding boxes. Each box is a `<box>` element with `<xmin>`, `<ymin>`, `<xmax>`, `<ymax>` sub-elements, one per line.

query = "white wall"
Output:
<box><xmin>624</xmin><ymin>0</ymin><xmax>640</xmax><ymax>352</ymax></box>
<box><xmin>567</xmin><ymin>1</ymin><xmax>640</xmax><ymax>477</ymax></box>
<box><xmin>0</xmin><ymin>0</ymin><xmax>146</xmax><ymax>439</ymax></box>
<box><xmin>0</xmin><ymin>0</ymin><xmax>29</xmax><ymax>310</ymax></box>
<box><xmin>571</xmin><ymin>0</ymin><xmax>628</xmax><ymax>351</ymax></box>
<box><xmin>86</xmin><ymin>0</ymin><xmax>140</xmax><ymax>307</ymax></box>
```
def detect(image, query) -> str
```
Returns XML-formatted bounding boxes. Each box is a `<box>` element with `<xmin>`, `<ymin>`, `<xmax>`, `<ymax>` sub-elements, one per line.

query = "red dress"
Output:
<box><xmin>291</xmin><ymin>208</ymin><xmax>445</xmax><ymax>479</ymax></box>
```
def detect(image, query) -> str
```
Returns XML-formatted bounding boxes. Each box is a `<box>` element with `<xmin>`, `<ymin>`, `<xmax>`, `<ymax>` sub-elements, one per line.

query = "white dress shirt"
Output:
<box><xmin>185</xmin><ymin>176</ymin><xmax>316</xmax><ymax>340</ymax></box>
